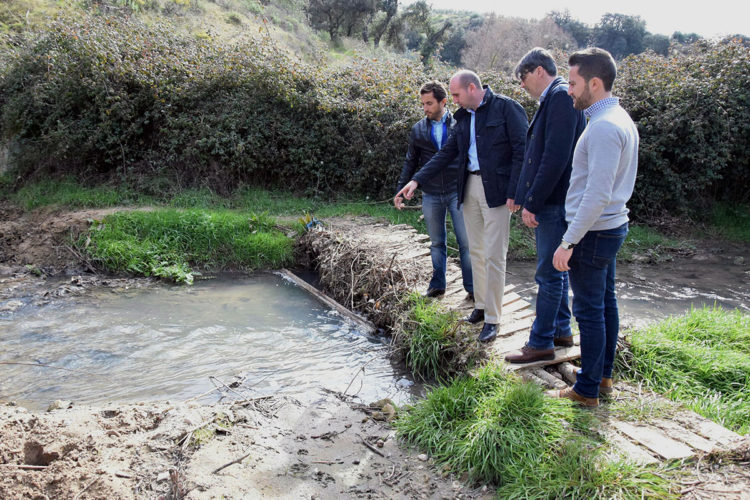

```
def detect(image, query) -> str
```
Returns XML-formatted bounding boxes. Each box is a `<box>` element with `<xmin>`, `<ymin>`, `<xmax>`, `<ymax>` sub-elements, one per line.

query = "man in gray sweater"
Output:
<box><xmin>548</xmin><ymin>48</ymin><xmax>639</xmax><ymax>407</ymax></box>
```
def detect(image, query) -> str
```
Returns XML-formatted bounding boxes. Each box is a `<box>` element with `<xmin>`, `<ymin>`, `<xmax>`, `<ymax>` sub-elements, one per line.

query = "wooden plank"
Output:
<box><xmin>502</xmin><ymin>300</ymin><xmax>530</xmax><ymax>315</ymax></box>
<box><xmin>673</xmin><ymin>413</ymin><xmax>741</xmax><ymax>447</ymax></box>
<box><xmin>557</xmin><ymin>362</ymin><xmax>578</xmax><ymax>384</ymax></box>
<box><xmin>398</xmin><ymin>248</ymin><xmax>432</xmax><ymax>261</ymax></box>
<box><xmin>606</xmin><ymin>430</ymin><xmax>660</xmax><ymax>464</ymax></box>
<box><xmin>651</xmin><ymin>419</ymin><xmax>716</xmax><ymax>453</ymax></box>
<box><xmin>531</xmin><ymin>368</ymin><xmax>567</xmax><ymax>389</ymax></box>
<box><xmin>279</xmin><ymin>269</ymin><xmax>376</xmax><ymax>334</ymax></box>
<box><xmin>504</xmin><ymin>346</ymin><xmax>581</xmax><ymax>371</ymax></box>
<box><xmin>501</xmin><ymin>292</ymin><xmax>522</xmax><ymax>306</ymax></box>
<box><xmin>611</xmin><ymin>421</ymin><xmax>694</xmax><ymax>460</ymax></box>
<box><xmin>499</xmin><ymin>316</ymin><xmax>534</xmax><ymax>337</ymax></box>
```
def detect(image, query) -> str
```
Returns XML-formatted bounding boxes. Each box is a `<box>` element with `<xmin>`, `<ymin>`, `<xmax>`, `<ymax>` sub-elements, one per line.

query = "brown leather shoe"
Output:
<box><xmin>599</xmin><ymin>377</ymin><xmax>613</xmax><ymax>395</ymax></box>
<box><xmin>505</xmin><ymin>344</ymin><xmax>555</xmax><ymax>364</ymax></box>
<box><xmin>553</xmin><ymin>335</ymin><xmax>574</xmax><ymax>347</ymax></box>
<box><xmin>546</xmin><ymin>387</ymin><xmax>599</xmax><ymax>407</ymax></box>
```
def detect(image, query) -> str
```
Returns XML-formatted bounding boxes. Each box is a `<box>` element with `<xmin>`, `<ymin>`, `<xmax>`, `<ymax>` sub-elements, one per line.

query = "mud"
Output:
<box><xmin>0</xmin><ymin>395</ymin><xmax>489</xmax><ymax>500</ymax></box>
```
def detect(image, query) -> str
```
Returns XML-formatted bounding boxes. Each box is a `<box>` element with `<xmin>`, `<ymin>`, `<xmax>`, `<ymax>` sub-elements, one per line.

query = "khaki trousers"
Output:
<box><xmin>462</xmin><ymin>174</ymin><xmax>511</xmax><ymax>324</ymax></box>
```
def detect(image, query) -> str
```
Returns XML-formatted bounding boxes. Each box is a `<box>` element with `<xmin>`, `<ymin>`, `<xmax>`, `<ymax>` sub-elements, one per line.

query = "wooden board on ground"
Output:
<box><xmin>612</xmin><ymin>420</ymin><xmax>694</xmax><ymax>460</ymax></box>
<box><xmin>279</xmin><ymin>269</ymin><xmax>376</xmax><ymax>334</ymax></box>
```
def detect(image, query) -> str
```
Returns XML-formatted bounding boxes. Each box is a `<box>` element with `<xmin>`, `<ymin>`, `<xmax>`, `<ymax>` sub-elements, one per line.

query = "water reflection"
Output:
<box><xmin>508</xmin><ymin>258</ymin><xmax>749</xmax><ymax>329</ymax></box>
<box><xmin>0</xmin><ymin>273</ymin><xmax>415</xmax><ymax>410</ymax></box>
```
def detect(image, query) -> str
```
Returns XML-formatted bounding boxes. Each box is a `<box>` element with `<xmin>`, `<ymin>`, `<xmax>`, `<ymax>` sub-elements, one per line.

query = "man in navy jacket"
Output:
<box><xmin>396</xmin><ymin>70</ymin><xmax>528</xmax><ymax>343</ymax></box>
<box><xmin>394</xmin><ymin>81</ymin><xmax>473</xmax><ymax>300</ymax></box>
<box><xmin>505</xmin><ymin>48</ymin><xmax>587</xmax><ymax>363</ymax></box>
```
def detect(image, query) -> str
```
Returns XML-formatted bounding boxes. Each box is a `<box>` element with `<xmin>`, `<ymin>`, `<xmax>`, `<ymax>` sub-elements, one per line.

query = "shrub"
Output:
<box><xmin>619</xmin><ymin>41</ymin><xmax>750</xmax><ymax>219</ymax></box>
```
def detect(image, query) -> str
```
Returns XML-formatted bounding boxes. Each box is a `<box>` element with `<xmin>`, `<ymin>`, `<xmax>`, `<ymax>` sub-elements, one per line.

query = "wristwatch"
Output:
<box><xmin>560</xmin><ymin>240</ymin><xmax>575</xmax><ymax>250</ymax></box>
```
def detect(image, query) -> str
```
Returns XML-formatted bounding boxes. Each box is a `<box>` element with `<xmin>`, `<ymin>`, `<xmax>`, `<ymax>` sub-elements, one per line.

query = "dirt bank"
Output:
<box><xmin>0</xmin><ymin>394</ymin><xmax>489</xmax><ymax>499</ymax></box>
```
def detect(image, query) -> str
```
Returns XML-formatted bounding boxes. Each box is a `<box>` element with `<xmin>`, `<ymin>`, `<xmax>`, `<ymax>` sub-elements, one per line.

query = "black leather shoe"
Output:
<box><xmin>464</xmin><ymin>309</ymin><xmax>484</xmax><ymax>324</ymax></box>
<box><xmin>478</xmin><ymin>323</ymin><xmax>498</xmax><ymax>342</ymax></box>
<box><xmin>424</xmin><ymin>288</ymin><xmax>445</xmax><ymax>298</ymax></box>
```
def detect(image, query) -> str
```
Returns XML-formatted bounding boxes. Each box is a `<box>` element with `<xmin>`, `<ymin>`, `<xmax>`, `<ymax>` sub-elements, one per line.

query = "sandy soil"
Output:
<box><xmin>0</xmin><ymin>394</ymin><xmax>493</xmax><ymax>500</ymax></box>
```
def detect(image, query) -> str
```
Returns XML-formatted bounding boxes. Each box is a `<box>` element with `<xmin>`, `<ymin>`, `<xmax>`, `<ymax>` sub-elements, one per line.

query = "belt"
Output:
<box><xmin>468</xmin><ymin>170</ymin><xmax>481</xmax><ymax>175</ymax></box>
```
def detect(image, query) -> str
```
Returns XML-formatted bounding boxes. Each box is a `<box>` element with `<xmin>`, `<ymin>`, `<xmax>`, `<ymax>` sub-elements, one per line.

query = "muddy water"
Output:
<box><xmin>507</xmin><ymin>256</ymin><xmax>749</xmax><ymax>329</ymax></box>
<box><xmin>0</xmin><ymin>273</ymin><xmax>414</xmax><ymax>410</ymax></box>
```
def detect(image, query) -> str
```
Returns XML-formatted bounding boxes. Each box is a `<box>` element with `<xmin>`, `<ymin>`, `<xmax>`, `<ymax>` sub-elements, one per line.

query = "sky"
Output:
<box><xmin>406</xmin><ymin>0</ymin><xmax>749</xmax><ymax>38</ymax></box>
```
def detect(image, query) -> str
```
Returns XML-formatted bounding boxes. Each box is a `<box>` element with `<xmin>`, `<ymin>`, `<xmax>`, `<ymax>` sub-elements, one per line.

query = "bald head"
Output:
<box><xmin>449</xmin><ymin>70</ymin><xmax>485</xmax><ymax>110</ymax></box>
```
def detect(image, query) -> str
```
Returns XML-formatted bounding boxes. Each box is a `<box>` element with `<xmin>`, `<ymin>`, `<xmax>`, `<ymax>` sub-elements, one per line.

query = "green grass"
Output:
<box><xmin>616</xmin><ymin>306</ymin><xmax>750</xmax><ymax>434</ymax></box>
<box><xmin>396</xmin><ymin>364</ymin><xmax>677</xmax><ymax>498</ymax></box>
<box><xmin>619</xmin><ymin>224</ymin><xmax>694</xmax><ymax>262</ymax></box>
<box><xmin>82</xmin><ymin>209</ymin><xmax>294</xmax><ymax>283</ymax></box>
<box><xmin>709</xmin><ymin>203</ymin><xmax>750</xmax><ymax>242</ymax></box>
<box><xmin>9</xmin><ymin>178</ymin><xmax>152</xmax><ymax>210</ymax></box>
<box><xmin>400</xmin><ymin>294</ymin><xmax>464</xmax><ymax>382</ymax></box>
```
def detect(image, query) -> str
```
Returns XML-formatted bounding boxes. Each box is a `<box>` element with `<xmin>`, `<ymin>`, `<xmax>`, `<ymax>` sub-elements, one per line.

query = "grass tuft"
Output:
<box><xmin>400</xmin><ymin>294</ymin><xmax>465</xmax><ymax>382</ymax></box>
<box><xmin>616</xmin><ymin>306</ymin><xmax>749</xmax><ymax>434</ymax></box>
<box><xmin>397</xmin><ymin>364</ymin><xmax>676</xmax><ymax>497</ymax></box>
<box><xmin>81</xmin><ymin>209</ymin><xmax>294</xmax><ymax>283</ymax></box>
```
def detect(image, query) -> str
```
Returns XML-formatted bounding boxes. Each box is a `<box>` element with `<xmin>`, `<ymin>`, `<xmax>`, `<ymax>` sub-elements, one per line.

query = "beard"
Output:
<box><xmin>572</xmin><ymin>83</ymin><xmax>593</xmax><ymax>110</ymax></box>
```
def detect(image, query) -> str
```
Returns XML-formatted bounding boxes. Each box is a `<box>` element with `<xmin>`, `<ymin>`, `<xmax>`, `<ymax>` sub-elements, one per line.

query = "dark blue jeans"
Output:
<box><xmin>528</xmin><ymin>205</ymin><xmax>572</xmax><ymax>350</ymax></box>
<box><xmin>569</xmin><ymin>222</ymin><xmax>628</xmax><ymax>398</ymax></box>
<box><xmin>422</xmin><ymin>191</ymin><xmax>473</xmax><ymax>293</ymax></box>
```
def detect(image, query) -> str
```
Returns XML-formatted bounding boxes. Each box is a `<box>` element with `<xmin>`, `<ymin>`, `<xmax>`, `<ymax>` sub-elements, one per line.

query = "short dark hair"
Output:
<box><xmin>568</xmin><ymin>48</ymin><xmax>617</xmax><ymax>91</ymax></box>
<box><xmin>514</xmin><ymin>48</ymin><xmax>557</xmax><ymax>80</ymax></box>
<box><xmin>419</xmin><ymin>81</ymin><xmax>447</xmax><ymax>102</ymax></box>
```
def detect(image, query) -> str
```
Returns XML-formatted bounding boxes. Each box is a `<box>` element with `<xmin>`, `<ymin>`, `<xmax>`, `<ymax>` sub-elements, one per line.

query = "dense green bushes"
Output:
<box><xmin>0</xmin><ymin>11</ymin><xmax>748</xmax><ymax>218</ymax></box>
<box><xmin>618</xmin><ymin>41</ymin><xmax>750</xmax><ymax>218</ymax></box>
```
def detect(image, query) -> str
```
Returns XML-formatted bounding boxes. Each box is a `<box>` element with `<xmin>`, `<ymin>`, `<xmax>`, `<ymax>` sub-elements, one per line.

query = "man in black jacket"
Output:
<box><xmin>505</xmin><ymin>48</ymin><xmax>587</xmax><ymax>363</ymax></box>
<box><xmin>396</xmin><ymin>70</ymin><xmax>528</xmax><ymax>343</ymax></box>
<box><xmin>394</xmin><ymin>81</ymin><xmax>473</xmax><ymax>299</ymax></box>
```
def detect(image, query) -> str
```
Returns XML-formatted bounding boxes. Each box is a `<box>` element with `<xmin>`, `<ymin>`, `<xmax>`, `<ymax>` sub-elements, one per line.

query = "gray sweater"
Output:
<box><xmin>563</xmin><ymin>99</ymin><xmax>639</xmax><ymax>244</ymax></box>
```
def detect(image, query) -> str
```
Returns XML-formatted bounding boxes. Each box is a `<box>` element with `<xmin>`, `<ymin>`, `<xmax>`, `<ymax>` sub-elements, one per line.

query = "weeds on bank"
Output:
<box><xmin>619</xmin><ymin>224</ymin><xmax>694</xmax><ymax>262</ymax></box>
<box><xmin>395</xmin><ymin>294</ymin><xmax>469</xmax><ymax>382</ymax></box>
<box><xmin>709</xmin><ymin>203</ymin><xmax>750</xmax><ymax>243</ymax></box>
<box><xmin>616</xmin><ymin>306</ymin><xmax>749</xmax><ymax>434</ymax></box>
<box><xmin>81</xmin><ymin>209</ymin><xmax>294</xmax><ymax>283</ymax></box>
<box><xmin>396</xmin><ymin>364</ymin><xmax>677</xmax><ymax>498</ymax></box>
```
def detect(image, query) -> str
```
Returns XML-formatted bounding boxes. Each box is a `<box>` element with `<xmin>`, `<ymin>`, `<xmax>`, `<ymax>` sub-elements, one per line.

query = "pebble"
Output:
<box><xmin>418</xmin><ymin>453</ymin><xmax>428</xmax><ymax>461</ymax></box>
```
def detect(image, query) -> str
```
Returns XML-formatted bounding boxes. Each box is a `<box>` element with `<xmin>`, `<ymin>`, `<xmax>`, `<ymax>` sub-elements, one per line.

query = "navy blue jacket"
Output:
<box><xmin>412</xmin><ymin>87</ymin><xmax>528</xmax><ymax>208</ymax></box>
<box><xmin>396</xmin><ymin>111</ymin><xmax>460</xmax><ymax>195</ymax></box>
<box><xmin>514</xmin><ymin>77</ymin><xmax>586</xmax><ymax>213</ymax></box>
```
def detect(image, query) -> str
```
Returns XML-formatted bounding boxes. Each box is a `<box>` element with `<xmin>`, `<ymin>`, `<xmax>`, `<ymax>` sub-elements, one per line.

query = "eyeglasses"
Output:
<box><xmin>519</xmin><ymin>71</ymin><xmax>531</xmax><ymax>85</ymax></box>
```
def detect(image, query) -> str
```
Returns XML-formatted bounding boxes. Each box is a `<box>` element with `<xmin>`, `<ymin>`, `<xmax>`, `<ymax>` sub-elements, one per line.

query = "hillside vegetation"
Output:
<box><xmin>0</xmin><ymin>1</ymin><xmax>748</xmax><ymax>221</ymax></box>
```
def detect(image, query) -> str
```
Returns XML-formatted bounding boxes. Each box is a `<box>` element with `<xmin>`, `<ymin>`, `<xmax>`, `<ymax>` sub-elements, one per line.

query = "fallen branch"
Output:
<box><xmin>357</xmin><ymin>434</ymin><xmax>385</xmax><ymax>458</ymax></box>
<box><xmin>343</xmin><ymin>356</ymin><xmax>378</xmax><ymax>396</ymax></box>
<box><xmin>212</xmin><ymin>450</ymin><xmax>252</xmax><ymax>474</ymax></box>
<box><xmin>0</xmin><ymin>464</ymin><xmax>48</xmax><ymax>470</ymax></box>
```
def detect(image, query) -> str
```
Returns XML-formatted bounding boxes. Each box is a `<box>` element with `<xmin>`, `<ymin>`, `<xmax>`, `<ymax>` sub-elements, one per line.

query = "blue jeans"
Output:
<box><xmin>422</xmin><ymin>192</ymin><xmax>473</xmax><ymax>293</ymax></box>
<box><xmin>569</xmin><ymin>222</ymin><xmax>628</xmax><ymax>398</ymax></box>
<box><xmin>527</xmin><ymin>205</ymin><xmax>572</xmax><ymax>350</ymax></box>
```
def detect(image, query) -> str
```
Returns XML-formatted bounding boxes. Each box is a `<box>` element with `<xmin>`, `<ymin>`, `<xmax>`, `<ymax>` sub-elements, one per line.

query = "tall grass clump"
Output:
<box><xmin>82</xmin><ymin>209</ymin><xmax>294</xmax><ymax>283</ymax></box>
<box><xmin>396</xmin><ymin>364</ymin><xmax>676</xmax><ymax>498</ymax></box>
<box><xmin>396</xmin><ymin>294</ymin><xmax>467</xmax><ymax>382</ymax></box>
<box><xmin>617</xmin><ymin>306</ymin><xmax>750</xmax><ymax>434</ymax></box>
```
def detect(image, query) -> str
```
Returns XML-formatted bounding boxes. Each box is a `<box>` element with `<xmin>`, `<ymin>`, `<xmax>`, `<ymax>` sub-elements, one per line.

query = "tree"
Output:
<box><xmin>593</xmin><ymin>13</ymin><xmax>647</xmax><ymax>59</ymax></box>
<box><xmin>548</xmin><ymin>9</ymin><xmax>591</xmax><ymax>48</ymax></box>
<box><xmin>306</xmin><ymin>0</ymin><xmax>375</xmax><ymax>43</ymax></box>
<box><xmin>644</xmin><ymin>33</ymin><xmax>670</xmax><ymax>56</ymax></box>
<box><xmin>462</xmin><ymin>14</ymin><xmax>574</xmax><ymax>75</ymax></box>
